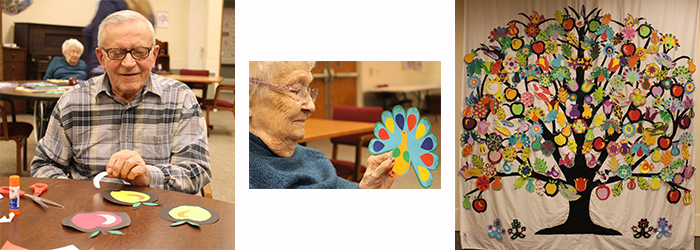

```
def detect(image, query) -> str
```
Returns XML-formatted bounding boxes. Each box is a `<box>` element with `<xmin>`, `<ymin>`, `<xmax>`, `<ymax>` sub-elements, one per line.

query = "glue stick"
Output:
<box><xmin>9</xmin><ymin>175</ymin><xmax>19</xmax><ymax>215</ymax></box>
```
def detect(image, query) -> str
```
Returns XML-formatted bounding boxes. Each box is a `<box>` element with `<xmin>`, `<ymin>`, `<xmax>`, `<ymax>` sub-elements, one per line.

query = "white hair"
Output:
<box><xmin>97</xmin><ymin>10</ymin><xmax>155</xmax><ymax>48</ymax></box>
<box><xmin>249</xmin><ymin>61</ymin><xmax>316</xmax><ymax>97</ymax></box>
<box><xmin>62</xmin><ymin>38</ymin><xmax>84</xmax><ymax>55</ymax></box>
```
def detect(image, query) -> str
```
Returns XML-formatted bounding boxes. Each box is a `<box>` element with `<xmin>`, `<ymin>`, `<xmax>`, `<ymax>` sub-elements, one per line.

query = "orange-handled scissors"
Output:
<box><xmin>0</xmin><ymin>183</ymin><xmax>64</xmax><ymax>209</ymax></box>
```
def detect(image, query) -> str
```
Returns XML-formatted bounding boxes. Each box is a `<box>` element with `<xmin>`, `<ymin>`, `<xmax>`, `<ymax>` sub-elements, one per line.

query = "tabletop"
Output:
<box><xmin>363</xmin><ymin>84</ymin><xmax>441</xmax><ymax>93</ymax></box>
<box><xmin>0</xmin><ymin>177</ymin><xmax>234</xmax><ymax>249</ymax></box>
<box><xmin>0</xmin><ymin>81</ymin><xmax>65</xmax><ymax>102</ymax></box>
<box><xmin>297</xmin><ymin>118</ymin><xmax>376</xmax><ymax>143</ymax></box>
<box><xmin>159</xmin><ymin>74</ymin><xmax>225</xmax><ymax>84</ymax></box>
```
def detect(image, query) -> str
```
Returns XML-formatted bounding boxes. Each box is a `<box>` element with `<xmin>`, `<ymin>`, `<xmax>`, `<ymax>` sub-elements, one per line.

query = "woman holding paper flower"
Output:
<box><xmin>249</xmin><ymin>61</ymin><xmax>395</xmax><ymax>189</ymax></box>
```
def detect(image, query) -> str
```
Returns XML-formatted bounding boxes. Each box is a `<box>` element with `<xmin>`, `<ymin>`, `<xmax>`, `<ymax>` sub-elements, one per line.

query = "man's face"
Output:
<box><xmin>96</xmin><ymin>21</ymin><xmax>159</xmax><ymax>102</ymax></box>
<box><xmin>250</xmin><ymin>62</ymin><xmax>316</xmax><ymax>142</ymax></box>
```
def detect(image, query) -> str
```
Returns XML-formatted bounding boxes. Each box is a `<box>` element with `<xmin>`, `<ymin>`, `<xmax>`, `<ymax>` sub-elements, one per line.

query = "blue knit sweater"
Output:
<box><xmin>249</xmin><ymin>132</ymin><xmax>359</xmax><ymax>189</ymax></box>
<box><xmin>43</xmin><ymin>57</ymin><xmax>87</xmax><ymax>80</ymax></box>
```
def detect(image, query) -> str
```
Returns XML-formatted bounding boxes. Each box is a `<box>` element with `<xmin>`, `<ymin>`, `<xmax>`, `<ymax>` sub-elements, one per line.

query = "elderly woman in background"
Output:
<box><xmin>250</xmin><ymin>61</ymin><xmax>395</xmax><ymax>189</ymax></box>
<box><xmin>43</xmin><ymin>38</ymin><xmax>87</xmax><ymax>80</ymax></box>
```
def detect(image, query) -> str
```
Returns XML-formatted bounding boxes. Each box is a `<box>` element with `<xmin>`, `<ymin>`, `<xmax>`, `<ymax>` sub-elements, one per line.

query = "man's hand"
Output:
<box><xmin>359</xmin><ymin>152</ymin><xmax>395</xmax><ymax>189</ymax></box>
<box><xmin>106</xmin><ymin>150</ymin><xmax>150</xmax><ymax>186</ymax></box>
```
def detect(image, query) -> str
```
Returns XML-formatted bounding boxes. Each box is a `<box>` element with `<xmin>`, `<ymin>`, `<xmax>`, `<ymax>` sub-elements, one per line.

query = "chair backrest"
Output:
<box><xmin>330</xmin><ymin>106</ymin><xmax>383</xmax><ymax>146</ymax></box>
<box><xmin>180</xmin><ymin>69</ymin><xmax>210</xmax><ymax>76</ymax></box>
<box><xmin>212</xmin><ymin>84</ymin><xmax>235</xmax><ymax>110</ymax></box>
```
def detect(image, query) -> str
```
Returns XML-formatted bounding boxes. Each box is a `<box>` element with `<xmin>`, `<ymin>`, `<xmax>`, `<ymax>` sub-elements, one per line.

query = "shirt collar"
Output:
<box><xmin>95</xmin><ymin>73</ymin><xmax>163</xmax><ymax>103</ymax></box>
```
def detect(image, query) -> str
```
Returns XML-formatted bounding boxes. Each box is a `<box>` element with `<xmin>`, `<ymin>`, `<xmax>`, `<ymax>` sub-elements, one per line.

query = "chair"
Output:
<box><xmin>426</xmin><ymin>93</ymin><xmax>441</xmax><ymax>122</ymax></box>
<box><xmin>330</xmin><ymin>106</ymin><xmax>383</xmax><ymax>182</ymax></box>
<box><xmin>201</xmin><ymin>183</ymin><xmax>213</xmax><ymax>198</ymax></box>
<box><xmin>0</xmin><ymin>99</ymin><xmax>34</xmax><ymax>175</ymax></box>
<box><xmin>201</xmin><ymin>84</ymin><xmax>235</xmax><ymax>134</ymax></box>
<box><xmin>180</xmin><ymin>69</ymin><xmax>210</xmax><ymax>103</ymax></box>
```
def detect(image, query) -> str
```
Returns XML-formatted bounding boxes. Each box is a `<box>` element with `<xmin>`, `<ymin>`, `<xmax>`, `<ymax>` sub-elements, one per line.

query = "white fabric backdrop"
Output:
<box><xmin>459</xmin><ymin>0</ymin><xmax>699</xmax><ymax>249</ymax></box>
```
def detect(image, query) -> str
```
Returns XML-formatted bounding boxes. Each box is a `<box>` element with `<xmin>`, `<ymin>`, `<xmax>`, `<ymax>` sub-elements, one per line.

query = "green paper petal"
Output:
<box><xmin>89</xmin><ymin>231</ymin><xmax>100</xmax><ymax>238</ymax></box>
<box><xmin>187</xmin><ymin>221</ymin><xmax>200</xmax><ymax>227</ymax></box>
<box><xmin>108</xmin><ymin>230</ymin><xmax>124</xmax><ymax>235</ymax></box>
<box><xmin>142</xmin><ymin>202</ymin><xmax>159</xmax><ymax>206</ymax></box>
<box><xmin>132</xmin><ymin>202</ymin><xmax>142</xmax><ymax>207</ymax></box>
<box><xmin>170</xmin><ymin>221</ymin><xmax>186</xmax><ymax>227</ymax></box>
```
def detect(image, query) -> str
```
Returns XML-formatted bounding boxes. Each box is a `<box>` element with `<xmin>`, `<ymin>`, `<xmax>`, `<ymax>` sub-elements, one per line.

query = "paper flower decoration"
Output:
<box><xmin>103</xmin><ymin>190</ymin><xmax>159</xmax><ymax>210</ymax></box>
<box><xmin>62</xmin><ymin>211</ymin><xmax>131</xmax><ymax>238</ymax></box>
<box><xmin>160</xmin><ymin>205</ymin><xmax>220</xmax><ymax>227</ymax></box>
<box><xmin>368</xmin><ymin>105</ymin><xmax>440</xmax><ymax>188</ymax></box>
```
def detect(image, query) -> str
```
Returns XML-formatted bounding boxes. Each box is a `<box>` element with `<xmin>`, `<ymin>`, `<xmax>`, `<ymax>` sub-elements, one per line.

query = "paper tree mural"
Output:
<box><xmin>461</xmin><ymin>5</ymin><xmax>694</xmax><ymax>235</ymax></box>
<box><xmin>369</xmin><ymin>105</ymin><xmax>440</xmax><ymax>188</ymax></box>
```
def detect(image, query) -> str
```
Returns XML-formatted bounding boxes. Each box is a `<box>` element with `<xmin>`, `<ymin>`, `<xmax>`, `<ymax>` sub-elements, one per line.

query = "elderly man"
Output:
<box><xmin>43</xmin><ymin>38</ymin><xmax>87</xmax><ymax>80</ymax></box>
<box><xmin>249</xmin><ymin>61</ymin><xmax>395</xmax><ymax>189</ymax></box>
<box><xmin>31</xmin><ymin>10</ymin><xmax>211</xmax><ymax>194</ymax></box>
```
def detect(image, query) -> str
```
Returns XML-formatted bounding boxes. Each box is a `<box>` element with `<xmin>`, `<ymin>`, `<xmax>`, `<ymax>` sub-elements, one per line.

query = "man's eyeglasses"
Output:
<box><xmin>250</xmin><ymin>79</ymin><xmax>319</xmax><ymax>103</ymax></box>
<box><xmin>100</xmin><ymin>46</ymin><xmax>153</xmax><ymax>60</ymax></box>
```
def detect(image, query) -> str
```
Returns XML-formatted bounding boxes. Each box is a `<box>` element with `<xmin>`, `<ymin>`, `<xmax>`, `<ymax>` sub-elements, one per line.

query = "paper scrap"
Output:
<box><xmin>0</xmin><ymin>213</ymin><xmax>15</xmax><ymax>223</ymax></box>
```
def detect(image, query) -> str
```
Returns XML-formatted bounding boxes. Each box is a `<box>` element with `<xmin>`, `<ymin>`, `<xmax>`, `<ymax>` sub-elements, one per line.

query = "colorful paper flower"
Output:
<box><xmin>489</xmin><ymin>27</ymin><xmax>509</xmax><ymax>43</ymax></box>
<box><xmin>610</xmin><ymin>75</ymin><xmax>624</xmax><ymax>91</ymax></box>
<box><xmin>622</xmin><ymin>123</ymin><xmax>635</xmax><ymax>137</ymax></box>
<box><xmin>660</xmin><ymin>33</ymin><xmax>679</xmax><ymax>50</ymax></box>
<box><xmin>630</xmin><ymin>88</ymin><xmax>646</xmax><ymax>107</ymax></box>
<box><xmin>572</xmin><ymin>119</ymin><xmax>587</xmax><ymax>134</ymax></box>
<box><xmin>530</xmin><ymin>123</ymin><xmax>543</xmax><ymax>137</ymax></box>
<box><xmin>545</xmin><ymin>41</ymin><xmax>557</xmax><ymax>54</ymax></box>
<box><xmin>617</xmin><ymin>165</ymin><xmax>631</xmax><ymax>179</ymax></box>
<box><xmin>503</xmin><ymin>147</ymin><xmax>517</xmax><ymax>162</ymax></box>
<box><xmin>541</xmin><ymin>141</ymin><xmax>555</xmax><ymax>156</ymax></box>
<box><xmin>660</xmin><ymin>167</ymin><xmax>674</xmax><ymax>182</ymax></box>
<box><xmin>603</xmin><ymin>43</ymin><xmax>616</xmax><ymax>57</ymax></box>
<box><xmin>486</xmin><ymin>133</ymin><xmax>503</xmax><ymax>151</ymax></box>
<box><xmin>673</xmin><ymin>66</ymin><xmax>690</xmax><ymax>83</ymax></box>
<box><xmin>607</xmin><ymin>141</ymin><xmax>620</xmax><ymax>156</ymax></box>
<box><xmin>519</xmin><ymin>163</ymin><xmax>532</xmax><ymax>178</ymax></box>
<box><xmin>503</xmin><ymin>55</ymin><xmax>520</xmax><ymax>73</ymax></box>
<box><xmin>467</xmin><ymin>75</ymin><xmax>481</xmax><ymax>89</ymax></box>
<box><xmin>644</xmin><ymin>63</ymin><xmax>659</xmax><ymax>78</ymax></box>
<box><xmin>525</xmin><ymin>22</ymin><xmax>540</xmax><ymax>38</ymax></box>
<box><xmin>462</xmin><ymin>145</ymin><xmax>473</xmax><ymax>157</ymax></box>
<box><xmin>521</xmin><ymin>92</ymin><xmax>535</xmax><ymax>107</ymax></box>
<box><xmin>476</xmin><ymin>176</ymin><xmax>490</xmax><ymax>191</ymax></box>
<box><xmin>622</xmin><ymin>27</ymin><xmax>636</xmax><ymax>41</ymax></box>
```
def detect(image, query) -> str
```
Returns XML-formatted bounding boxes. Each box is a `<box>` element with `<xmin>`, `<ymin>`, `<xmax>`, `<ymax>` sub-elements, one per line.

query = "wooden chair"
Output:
<box><xmin>201</xmin><ymin>84</ymin><xmax>235</xmax><ymax>134</ymax></box>
<box><xmin>0</xmin><ymin>99</ymin><xmax>34</xmax><ymax>175</ymax></box>
<box><xmin>329</xmin><ymin>106</ymin><xmax>383</xmax><ymax>182</ymax></box>
<box><xmin>180</xmin><ymin>69</ymin><xmax>210</xmax><ymax>103</ymax></box>
<box><xmin>201</xmin><ymin>183</ymin><xmax>213</xmax><ymax>198</ymax></box>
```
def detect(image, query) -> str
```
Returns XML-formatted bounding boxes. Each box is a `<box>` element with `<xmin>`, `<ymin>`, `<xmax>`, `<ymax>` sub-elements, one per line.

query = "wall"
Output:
<box><xmin>359</xmin><ymin>61</ymin><xmax>441</xmax><ymax>107</ymax></box>
<box><xmin>2</xmin><ymin>0</ymin><xmax>222</xmax><ymax>77</ymax></box>
<box><xmin>454</xmin><ymin>0</ymin><xmax>463</xmax><ymax>232</ymax></box>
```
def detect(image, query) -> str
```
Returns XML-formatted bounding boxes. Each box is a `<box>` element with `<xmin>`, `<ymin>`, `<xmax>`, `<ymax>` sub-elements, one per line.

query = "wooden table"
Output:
<box><xmin>159</xmin><ymin>74</ymin><xmax>225</xmax><ymax>100</ymax></box>
<box><xmin>0</xmin><ymin>177</ymin><xmax>234</xmax><ymax>249</ymax></box>
<box><xmin>298</xmin><ymin>118</ymin><xmax>376</xmax><ymax>143</ymax></box>
<box><xmin>0</xmin><ymin>82</ymin><xmax>65</xmax><ymax>141</ymax></box>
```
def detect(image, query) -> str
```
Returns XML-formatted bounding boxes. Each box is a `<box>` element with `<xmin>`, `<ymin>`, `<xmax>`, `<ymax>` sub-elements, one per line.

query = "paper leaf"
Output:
<box><xmin>659</xmin><ymin>110</ymin><xmax>671</xmax><ymax>122</ymax></box>
<box><xmin>609</xmin><ymin>157</ymin><xmax>620</xmax><ymax>171</ymax></box>
<box><xmin>661</xmin><ymin>150</ymin><xmax>673</xmax><ymax>166</ymax></box>
<box><xmin>624</xmin><ymin>154</ymin><xmax>635</xmax><ymax>165</ymax></box>
<box><xmin>132</xmin><ymin>202</ymin><xmax>141</xmax><ymax>207</ymax></box>
<box><xmin>187</xmin><ymin>221</ymin><xmax>200</xmax><ymax>227</ymax></box>
<box><xmin>638</xmin><ymin>177</ymin><xmax>649</xmax><ymax>190</ymax></box>
<box><xmin>612</xmin><ymin>181</ymin><xmax>623</xmax><ymax>197</ymax></box>
<box><xmin>593</xmin><ymin>87</ymin><xmax>605</xmax><ymax>103</ymax></box>
<box><xmin>514</xmin><ymin>177</ymin><xmax>525</xmax><ymax>189</ymax></box>
<box><xmin>170</xmin><ymin>221</ymin><xmax>186</xmax><ymax>227</ymax></box>
<box><xmin>592</xmin><ymin>113</ymin><xmax>606</xmax><ymax>127</ymax></box>
<box><xmin>142</xmin><ymin>202</ymin><xmax>159</xmax><ymax>206</ymax></box>
<box><xmin>108</xmin><ymin>230</ymin><xmax>124</xmax><ymax>235</ymax></box>
<box><xmin>582</xmin><ymin>141</ymin><xmax>592</xmax><ymax>154</ymax></box>
<box><xmin>590</xmin><ymin>43</ymin><xmax>601</xmax><ymax>60</ymax></box>
<box><xmin>562</xmin><ymin>44</ymin><xmax>573</xmax><ymax>57</ymax></box>
<box><xmin>670</xmin><ymin>159</ymin><xmax>684</xmax><ymax>170</ymax></box>
<box><xmin>535</xmin><ymin>158</ymin><xmax>547</xmax><ymax>173</ymax></box>
<box><xmin>89</xmin><ymin>231</ymin><xmax>100</xmax><ymax>239</ymax></box>
<box><xmin>472</xmin><ymin>155</ymin><xmax>485</xmax><ymax>169</ymax></box>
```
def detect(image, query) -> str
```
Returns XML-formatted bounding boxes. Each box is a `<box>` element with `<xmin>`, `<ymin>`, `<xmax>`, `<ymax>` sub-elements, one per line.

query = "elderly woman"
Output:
<box><xmin>43</xmin><ymin>38</ymin><xmax>87</xmax><ymax>80</ymax></box>
<box><xmin>250</xmin><ymin>61</ymin><xmax>395</xmax><ymax>189</ymax></box>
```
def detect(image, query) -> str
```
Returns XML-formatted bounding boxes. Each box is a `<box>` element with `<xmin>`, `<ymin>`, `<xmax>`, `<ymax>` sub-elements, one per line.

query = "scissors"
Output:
<box><xmin>0</xmin><ymin>183</ymin><xmax>64</xmax><ymax>209</ymax></box>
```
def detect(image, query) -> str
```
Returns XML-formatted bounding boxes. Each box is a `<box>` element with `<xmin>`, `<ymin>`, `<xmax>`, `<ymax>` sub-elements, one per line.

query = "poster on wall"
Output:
<box><xmin>460</xmin><ymin>4</ymin><xmax>695</xmax><ymax>249</ymax></box>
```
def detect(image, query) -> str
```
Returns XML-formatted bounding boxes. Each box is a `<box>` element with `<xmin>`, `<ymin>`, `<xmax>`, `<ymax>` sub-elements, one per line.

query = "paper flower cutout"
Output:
<box><xmin>62</xmin><ymin>211</ymin><xmax>131</xmax><ymax>238</ymax></box>
<box><xmin>369</xmin><ymin>105</ymin><xmax>440</xmax><ymax>188</ymax></box>
<box><xmin>160</xmin><ymin>205</ymin><xmax>220</xmax><ymax>227</ymax></box>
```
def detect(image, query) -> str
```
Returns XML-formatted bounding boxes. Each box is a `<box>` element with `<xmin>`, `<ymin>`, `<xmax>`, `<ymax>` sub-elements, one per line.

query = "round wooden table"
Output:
<box><xmin>0</xmin><ymin>84</ymin><xmax>64</xmax><ymax>141</ymax></box>
<box><xmin>0</xmin><ymin>177</ymin><xmax>234</xmax><ymax>249</ymax></box>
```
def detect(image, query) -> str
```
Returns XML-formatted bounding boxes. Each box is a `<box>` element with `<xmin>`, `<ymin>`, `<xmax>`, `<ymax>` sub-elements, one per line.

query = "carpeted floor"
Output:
<box><xmin>0</xmin><ymin>92</ymin><xmax>235</xmax><ymax>204</ymax></box>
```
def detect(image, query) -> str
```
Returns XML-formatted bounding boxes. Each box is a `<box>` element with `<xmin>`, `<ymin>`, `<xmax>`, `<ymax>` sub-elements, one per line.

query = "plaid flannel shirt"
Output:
<box><xmin>31</xmin><ymin>73</ymin><xmax>211</xmax><ymax>194</ymax></box>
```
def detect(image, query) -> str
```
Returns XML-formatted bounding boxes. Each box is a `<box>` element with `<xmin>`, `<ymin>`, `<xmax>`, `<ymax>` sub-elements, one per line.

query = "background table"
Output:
<box><xmin>0</xmin><ymin>82</ymin><xmax>64</xmax><ymax>141</ymax></box>
<box><xmin>297</xmin><ymin>118</ymin><xmax>375</xmax><ymax>143</ymax></box>
<box><xmin>159</xmin><ymin>74</ymin><xmax>225</xmax><ymax>100</ymax></box>
<box><xmin>0</xmin><ymin>177</ymin><xmax>234</xmax><ymax>249</ymax></box>
<box><xmin>364</xmin><ymin>84</ymin><xmax>441</xmax><ymax>111</ymax></box>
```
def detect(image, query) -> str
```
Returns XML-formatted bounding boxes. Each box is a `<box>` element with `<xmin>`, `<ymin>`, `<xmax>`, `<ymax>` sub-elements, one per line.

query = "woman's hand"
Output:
<box><xmin>359</xmin><ymin>152</ymin><xmax>395</xmax><ymax>189</ymax></box>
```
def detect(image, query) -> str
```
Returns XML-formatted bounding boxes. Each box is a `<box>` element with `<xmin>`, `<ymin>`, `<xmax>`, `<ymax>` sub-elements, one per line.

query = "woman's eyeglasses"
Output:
<box><xmin>250</xmin><ymin>79</ymin><xmax>319</xmax><ymax>103</ymax></box>
<box><xmin>100</xmin><ymin>46</ymin><xmax>153</xmax><ymax>60</ymax></box>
